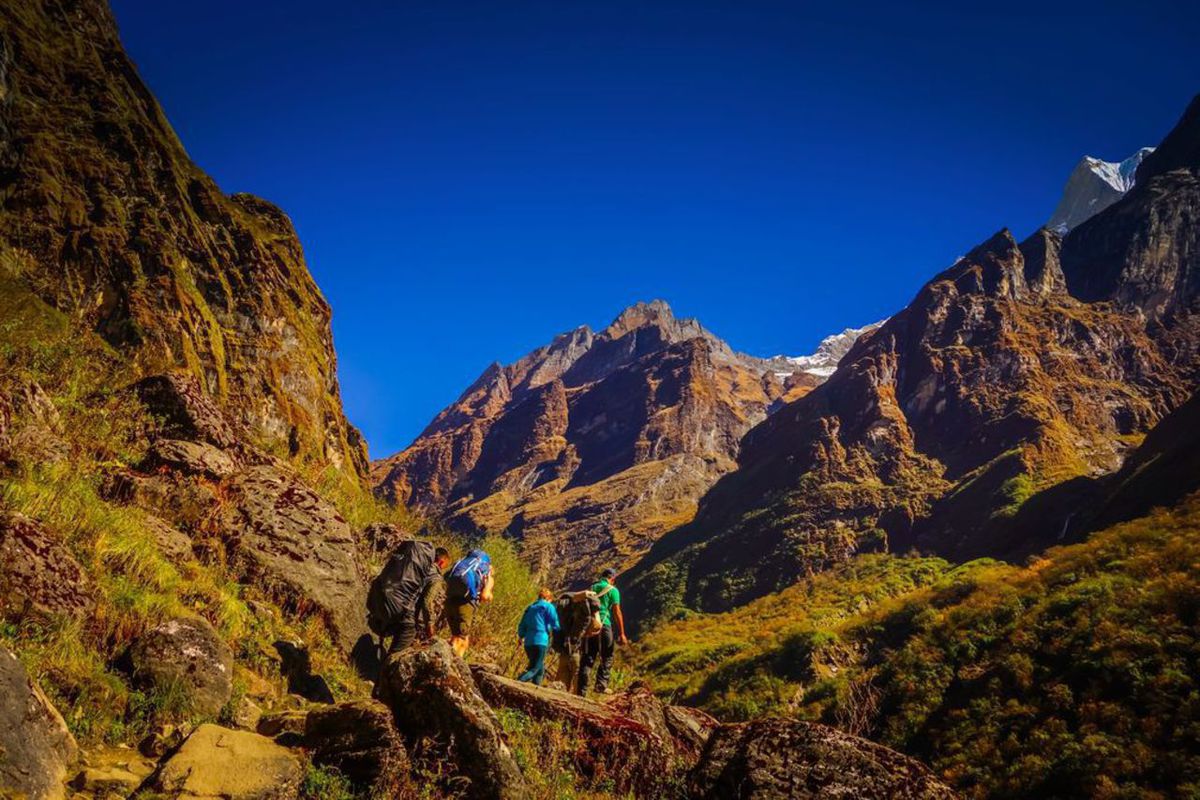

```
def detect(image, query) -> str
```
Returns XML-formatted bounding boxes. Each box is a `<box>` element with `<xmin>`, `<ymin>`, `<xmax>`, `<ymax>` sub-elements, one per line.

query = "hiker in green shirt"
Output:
<box><xmin>578</xmin><ymin>567</ymin><xmax>627</xmax><ymax>695</ymax></box>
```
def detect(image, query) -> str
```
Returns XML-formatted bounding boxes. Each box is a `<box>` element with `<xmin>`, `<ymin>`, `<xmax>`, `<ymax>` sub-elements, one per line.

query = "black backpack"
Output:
<box><xmin>367</xmin><ymin>540</ymin><xmax>438</xmax><ymax>636</ymax></box>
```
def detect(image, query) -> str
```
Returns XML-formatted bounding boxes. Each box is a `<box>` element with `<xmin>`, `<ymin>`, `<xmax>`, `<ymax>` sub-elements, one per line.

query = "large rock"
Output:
<box><xmin>604</xmin><ymin>682</ymin><xmax>718</xmax><ymax>765</ymax></box>
<box><xmin>134</xmin><ymin>373</ymin><xmax>238</xmax><ymax>450</ymax></box>
<box><xmin>472</xmin><ymin>669</ymin><xmax>681</xmax><ymax>793</ymax></box>
<box><xmin>689</xmin><ymin>718</ymin><xmax>959</xmax><ymax>800</ymax></box>
<box><xmin>219</xmin><ymin>465</ymin><xmax>369</xmax><ymax>652</ymax></box>
<box><xmin>69</xmin><ymin>745</ymin><xmax>156</xmax><ymax>798</ymax></box>
<box><xmin>0</xmin><ymin>512</ymin><xmax>94</xmax><ymax>622</ymax></box>
<box><xmin>377</xmin><ymin>640</ymin><xmax>527</xmax><ymax>800</ymax></box>
<box><xmin>128</xmin><ymin>616</ymin><xmax>233</xmax><ymax>718</ymax></box>
<box><xmin>304</xmin><ymin>700</ymin><xmax>409</xmax><ymax>793</ymax></box>
<box><xmin>142</xmin><ymin>438</ymin><xmax>238</xmax><ymax>479</ymax></box>
<box><xmin>0</xmin><ymin>646</ymin><xmax>79</xmax><ymax>800</ymax></box>
<box><xmin>153</xmin><ymin>724</ymin><xmax>302</xmax><ymax>800</ymax></box>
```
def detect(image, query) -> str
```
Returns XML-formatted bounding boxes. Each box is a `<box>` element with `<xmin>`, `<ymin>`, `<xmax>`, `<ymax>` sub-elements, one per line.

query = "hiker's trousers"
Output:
<box><xmin>518</xmin><ymin>644</ymin><xmax>548</xmax><ymax>685</ymax></box>
<box><xmin>579</xmin><ymin>624</ymin><xmax>615</xmax><ymax>694</ymax></box>
<box><xmin>388</xmin><ymin>620</ymin><xmax>418</xmax><ymax>653</ymax></box>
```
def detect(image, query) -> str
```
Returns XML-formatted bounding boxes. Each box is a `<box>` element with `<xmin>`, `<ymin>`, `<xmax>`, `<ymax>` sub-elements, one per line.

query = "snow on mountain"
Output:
<box><xmin>770</xmin><ymin>321</ymin><xmax>887</xmax><ymax>378</ymax></box>
<box><xmin>1048</xmin><ymin>147</ymin><xmax>1154</xmax><ymax>233</ymax></box>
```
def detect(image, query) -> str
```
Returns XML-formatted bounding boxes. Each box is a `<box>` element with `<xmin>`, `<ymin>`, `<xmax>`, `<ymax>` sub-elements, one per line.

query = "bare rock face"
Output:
<box><xmin>141</xmin><ymin>438</ymin><xmax>238</xmax><ymax>480</ymax></box>
<box><xmin>219</xmin><ymin>465</ymin><xmax>369</xmax><ymax>652</ymax></box>
<box><xmin>376</xmin><ymin>640</ymin><xmax>527</xmax><ymax>800</ymax></box>
<box><xmin>304</xmin><ymin>700</ymin><xmax>409</xmax><ymax>794</ymax></box>
<box><xmin>374</xmin><ymin>300</ymin><xmax>807</xmax><ymax>581</ymax></box>
<box><xmin>473</xmin><ymin>669</ymin><xmax>680</xmax><ymax>793</ymax></box>
<box><xmin>128</xmin><ymin>616</ymin><xmax>233</xmax><ymax>718</ymax></box>
<box><xmin>0</xmin><ymin>1</ymin><xmax>366</xmax><ymax>480</ymax></box>
<box><xmin>133</xmin><ymin>374</ymin><xmax>239</xmax><ymax>451</ymax></box>
<box><xmin>689</xmin><ymin>718</ymin><xmax>959</xmax><ymax>800</ymax></box>
<box><xmin>0</xmin><ymin>645</ymin><xmax>79</xmax><ymax>800</ymax></box>
<box><xmin>153</xmin><ymin>724</ymin><xmax>303</xmax><ymax>800</ymax></box>
<box><xmin>0</xmin><ymin>512</ymin><xmax>94</xmax><ymax>622</ymax></box>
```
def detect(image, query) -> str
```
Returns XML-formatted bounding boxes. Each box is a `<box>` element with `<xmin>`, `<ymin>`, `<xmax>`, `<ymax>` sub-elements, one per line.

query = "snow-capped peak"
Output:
<box><xmin>772</xmin><ymin>320</ymin><xmax>886</xmax><ymax>378</ymax></box>
<box><xmin>1048</xmin><ymin>146</ymin><xmax>1154</xmax><ymax>234</ymax></box>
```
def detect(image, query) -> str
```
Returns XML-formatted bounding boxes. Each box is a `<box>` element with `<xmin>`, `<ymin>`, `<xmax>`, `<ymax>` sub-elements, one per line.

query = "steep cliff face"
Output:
<box><xmin>374</xmin><ymin>300</ymin><xmax>819</xmax><ymax>580</ymax></box>
<box><xmin>0</xmin><ymin>0</ymin><xmax>366</xmax><ymax>479</ymax></box>
<box><xmin>624</xmin><ymin>97</ymin><xmax>1200</xmax><ymax>625</ymax></box>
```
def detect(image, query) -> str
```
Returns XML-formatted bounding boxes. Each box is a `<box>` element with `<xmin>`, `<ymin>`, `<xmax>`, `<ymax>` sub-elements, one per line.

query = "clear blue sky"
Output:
<box><xmin>109</xmin><ymin>0</ymin><xmax>1199</xmax><ymax>459</ymax></box>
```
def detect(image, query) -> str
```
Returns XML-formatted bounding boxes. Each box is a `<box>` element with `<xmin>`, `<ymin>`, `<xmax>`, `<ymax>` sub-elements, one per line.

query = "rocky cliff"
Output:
<box><xmin>373</xmin><ymin>300</ymin><xmax>837</xmax><ymax>580</ymax></box>
<box><xmin>0</xmin><ymin>0</ymin><xmax>366</xmax><ymax>479</ymax></box>
<box><xmin>625</xmin><ymin>96</ymin><xmax>1200</xmax><ymax>627</ymax></box>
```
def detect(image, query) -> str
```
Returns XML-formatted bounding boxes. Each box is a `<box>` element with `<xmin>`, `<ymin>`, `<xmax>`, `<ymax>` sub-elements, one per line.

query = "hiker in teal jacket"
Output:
<box><xmin>517</xmin><ymin>588</ymin><xmax>561</xmax><ymax>685</ymax></box>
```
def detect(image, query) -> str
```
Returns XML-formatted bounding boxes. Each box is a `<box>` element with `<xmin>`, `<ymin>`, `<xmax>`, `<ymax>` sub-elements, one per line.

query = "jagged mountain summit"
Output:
<box><xmin>1047</xmin><ymin>147</ymin><xmax>1154</xmax><ymax>233</ymax></box>
<box><xmin>767</xmin><ymin>321</ymin><xmax>887</xmax><ymax>379</ymax></box>
<box><xmin>625</xmin><ymin>95</ymin><xmax>1200</xmax><ymax>628</ymax></box>
<box><xmin>373</xmin><ymin>300</ymin><xmax>878</xmax><ymax>581</ymax></box>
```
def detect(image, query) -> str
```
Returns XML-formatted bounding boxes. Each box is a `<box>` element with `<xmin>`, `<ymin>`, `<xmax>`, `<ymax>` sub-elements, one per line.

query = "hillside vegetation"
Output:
<box><xmin>633</xmin><ymin>496</ymin><xmax>1200</xmax><ymax>798</ymax></box>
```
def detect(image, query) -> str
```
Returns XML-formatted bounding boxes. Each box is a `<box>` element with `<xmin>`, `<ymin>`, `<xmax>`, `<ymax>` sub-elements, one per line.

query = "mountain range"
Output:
<box><xmin>372</xmin><ymin>300</ymin><xmax>879</xmax><ymax>580</ymax></box>
<box><xmin>2</xmin><ymin>0</ymin><xmax>1199</xmax><ymax>797</ymax></box>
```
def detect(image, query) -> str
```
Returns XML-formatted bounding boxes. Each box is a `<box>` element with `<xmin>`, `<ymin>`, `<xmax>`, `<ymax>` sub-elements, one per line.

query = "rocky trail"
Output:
<box><xmin>3</xmin><ymin>637</ymin><xmax>959</xmax><ymax>800</ymax></box>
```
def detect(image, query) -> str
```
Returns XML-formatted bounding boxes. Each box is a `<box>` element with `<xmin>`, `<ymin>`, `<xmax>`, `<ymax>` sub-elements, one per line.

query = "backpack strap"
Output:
<box><xmin>595</xmin><ymin>584</ymin><xmax>614</xmax><ymax>599</ymax></box>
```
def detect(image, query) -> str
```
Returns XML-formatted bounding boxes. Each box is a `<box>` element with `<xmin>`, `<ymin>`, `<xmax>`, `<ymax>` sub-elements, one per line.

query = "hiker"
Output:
<box><xmin>577</xmin><ymin>567</ymin><xmax>627</xmax><ymax>695</ymax></box>
<box><xmin>516</xmin><ymin>587</ymin><xmax>560</xmax><ymax>685</ymax></box>
<box><xmin>444</xmin><ymin>548</ymin><xmax>494</xmax><ymax>658</ymax></box>
<box><xmin>552</xmin><ymin>587</ymin><xmax>603</xmax><ymax>693</ymax></box>
<box><xmin>367</xmin><ymin>539</ymin><xmax>444</xmax><ymax>654</ymax></box>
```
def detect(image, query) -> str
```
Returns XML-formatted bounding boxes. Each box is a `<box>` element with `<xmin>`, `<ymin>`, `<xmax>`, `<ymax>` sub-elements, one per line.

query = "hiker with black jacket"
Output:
<box><xmin>578</xmin><ymin>567</ymin><xmax>627</xmax><ymax>695</ymax></box>
<box><xmin>367</xmin><ymin>541</ymin><xmax>449</xmax><ymax>654</ymax></box>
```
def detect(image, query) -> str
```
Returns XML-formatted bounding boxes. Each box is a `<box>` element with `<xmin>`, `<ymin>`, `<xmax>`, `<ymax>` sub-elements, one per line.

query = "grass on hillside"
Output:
<box><xmin>635</xmin><ymin>495</ymin><xmax>1200</xmax><ymax>799</ymax></box>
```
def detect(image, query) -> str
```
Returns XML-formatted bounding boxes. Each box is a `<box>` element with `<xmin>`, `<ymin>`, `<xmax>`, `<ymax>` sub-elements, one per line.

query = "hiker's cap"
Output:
<box><xmin>601</xmin><ymin>567</ymin><xmax>617</xmax><ymax>579</ymax></box>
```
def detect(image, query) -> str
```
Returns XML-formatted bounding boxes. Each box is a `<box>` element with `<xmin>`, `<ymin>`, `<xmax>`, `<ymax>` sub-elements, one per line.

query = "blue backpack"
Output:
<box><xmin>446</xmin><ymin>550</ymin><xmax>491</xmax><ymax>603</ymax></box>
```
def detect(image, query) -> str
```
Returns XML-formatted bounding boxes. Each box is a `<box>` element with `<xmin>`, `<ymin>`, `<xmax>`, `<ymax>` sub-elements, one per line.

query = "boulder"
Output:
<box><xmin>0</xmin><ymin>646</ymin><xmax>79</xmax><ymax>800</ymax></box>
<box><xmin>304</xmin><ymin>700</ymin><xmax>409</xmax><ymax>793</ymax></box>
<box><xmin>603</xmin><ymin>681</ymin><xmax>717</xmax><ymax>765</ymax></box>
<box><xmin>69</xmin><ymin>745</ymin><xmax>156</xmax><ymax>798</ymax></box>
<box><xmin>472</xmin><ymin>669</ymin><xmax>679</xmax><ymax>793</ymax></box>
<box><xmin>153</xmin><ymin>724</ymin><xmax>302</xmax><ymax>800</ymax></box>
<box><xmin>220</xmin><ymin>465</ymin><xmax>369</xmax><ymax>652</ymax></box>
<box><xmin>377</xmin><ymin>640</ymin><xmax>527</xmax><ymax>800</ymax></box>
<box><xmin>128</xmin><ymin>616</ymin><xmax>233</xmax><ymax>718</ymax></box>
<box><xmin>688</xmin><ymin>718</ymin><xmax>959</xmax><ymax>799</ymax></box>
<box><xmin>143</xmin><ymin>514</ymin><xmax>194</xmax><ymax>564</ymax></box>
<box><xmin>256</xmin><ymin>710</ymin><xmax>309</xmax><ymax>746</ymax></box>
<box><xmin>231</xmin><ymin>698</ymin><xmax>264</xmax><ymax>731</ymax></box>
<box><xmin>142</xmin><ymin>438</ymin><xmax>237</xmax><ymax>479</ymax></box>
<box><xmin>0</xmin><ymin>512</ymin><xmax>94</xmax><ymax>622</ymax></box>
<box><xmin>101</xmin><ymin>469</ymin><xmax>222</xmax><ymax>533</ymax></box>
<box><xmin>360</xmin><ymin>522</ymin><xmax>409</xmax><ymax>558</ymax></box>
<box><xmin>133</xmin><ymin>373</ymin><xmax>237</xmax><ymax>449</ymax></box>
<box><xmin>664</xmin><ymin>703</ymin><xmax>720</xmax><ymax>762</ymax></box>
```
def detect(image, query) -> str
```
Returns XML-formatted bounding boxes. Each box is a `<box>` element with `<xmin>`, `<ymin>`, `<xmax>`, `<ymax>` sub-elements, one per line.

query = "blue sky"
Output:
<box><xmin>109</xmin><ymin>0</ymin><xmax>1200</xmax><ymax>458</ymax></box>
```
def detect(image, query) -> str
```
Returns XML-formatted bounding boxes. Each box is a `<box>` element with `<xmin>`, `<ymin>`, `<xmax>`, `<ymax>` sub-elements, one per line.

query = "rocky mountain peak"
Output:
<box><xmin>1048</xmin><ymin>147</ymin><xmax>1154</xmax><ymax>233</ymax></box>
